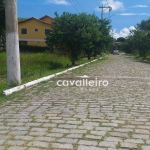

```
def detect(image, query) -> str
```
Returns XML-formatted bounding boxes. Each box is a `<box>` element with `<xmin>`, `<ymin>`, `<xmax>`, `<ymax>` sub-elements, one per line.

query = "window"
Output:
<box><xmin>45</xmin><ymin>29</ymin><xmax>51</xmax><ymax>35</ymax></box>
<box><xmin>21</xmin><ymin>28</ymin><xmax>27</xmax><ymax>34</ymax></box>
<box><xmin>35</xmin><ymin>28</ymin><xmax>38</xmax><ymax>32</ymax></box>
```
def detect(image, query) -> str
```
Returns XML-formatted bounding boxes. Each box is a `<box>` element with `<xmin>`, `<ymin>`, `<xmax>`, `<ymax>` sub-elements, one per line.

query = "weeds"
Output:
<box><xmin>0</xmin><ymin>52</ymin><xmax>70</xmax><ymax>98</ymax></box>
<box><xmin>0</xmin><ymin>52</ymin><xmax>102</xmax><ymax>99</ymax></box>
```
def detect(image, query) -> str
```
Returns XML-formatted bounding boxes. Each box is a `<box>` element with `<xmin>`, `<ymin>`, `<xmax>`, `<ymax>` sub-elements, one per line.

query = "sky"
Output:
<box><xmin>18</xmin><ymin>0</ymin><xmax>150</xmax><ymax>39</ymax></box>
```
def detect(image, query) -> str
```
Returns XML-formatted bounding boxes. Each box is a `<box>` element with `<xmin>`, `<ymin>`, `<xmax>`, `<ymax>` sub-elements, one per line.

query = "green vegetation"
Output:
<box><xmin>0</xmin><ymin>0</ymin><xmax>5</xmax><ymax>51</ymax></box>
<box><xmin>122</xmin><ymin>18</ymin><xmax>150</xmax><ymax>59</ymax></box>
<box><xmin>18</xmin><ymin>17</ymin><xmax>28</xmax><ymax>22</ymax></box>
<box><xmin>0</xmin><ymin>52</ymin><xmax>69</xmax><ymax>97</ymax></box>
<box><xmin>0</xmin><ymin>10</ymin><xmax>113</xmax><ymax>99</ymax></box>
<box><xmin>0</xmin><ymin>51</ymin><xmax>102</xmax><ymax>98</ymax></box>
<box><xmin>46</xmin><ymin>12</ymin><xmax>113</xmax><ymax>65</ymax></box>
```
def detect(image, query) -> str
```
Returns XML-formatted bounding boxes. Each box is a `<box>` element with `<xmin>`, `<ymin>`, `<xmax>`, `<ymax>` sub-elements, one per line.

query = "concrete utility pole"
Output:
<box><xmin>5</xmin><ymin>0</ymin><xmax>21</xmax><ymax>87</ymax></box>
<box><xmin>99</xmin><ymin>5</ymin><xmax>112</xmax><ymax>20</ymax></box>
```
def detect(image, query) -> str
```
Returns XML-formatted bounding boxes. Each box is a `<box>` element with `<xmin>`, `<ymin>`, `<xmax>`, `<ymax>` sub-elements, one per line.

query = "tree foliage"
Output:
<box><xmin>0</xmin><ymin>0</ymin><xmax>5</xmax><ymax>51</ymax></box>
<box><xmin>137</xmin><ymin>19</ymin><xmax>150</xmax><ymax>31</ymax></box>
<box><xmin>117</xmin><ymin>37</ymin><xmax>125</xmax><ymax>42</ymax></box>
<box><xmin>122</xmin><ymin>19</ymin><xmax>150</xmax><ymax>58</ymax></box>
<box><xmin>46</xmin><ymin>12</ymin><xmax>113</xmax><ymax>65</ymax></box>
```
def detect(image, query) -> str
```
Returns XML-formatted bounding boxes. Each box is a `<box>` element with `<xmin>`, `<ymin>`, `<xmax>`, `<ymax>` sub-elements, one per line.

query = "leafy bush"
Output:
<box><xmin>46</xmin><ymin>12</ymin><xmax>113</xmax><ymax>65</ymax></box>
<box><xmin>19</xmin><ymin>45</ymin><xmax>50</xmax><ymax>53</ymax></box>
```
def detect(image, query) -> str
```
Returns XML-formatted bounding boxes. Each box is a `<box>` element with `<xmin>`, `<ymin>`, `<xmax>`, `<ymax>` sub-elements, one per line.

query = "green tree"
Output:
<box><xmin>122</xmin><ymin>18</ymin><xmax>150</xmax><ymax>58</ymax></box>
<box><xmin>117</xmin><ymin>37</ymin><xmax>125</xmax><ymax>42</ymax></box>
<box><xmin>79</xmin><ymin>13</ymin><xmax>102</xmax><ymax>60</ymax></box>
<box><xmin>46</xmin><ymin>12</ymin><xmax>113</xmax><ymax>64</ymax></box>
<box><xmin>137</xmin><ymin>19</ymin><xmax>150</xmax><ymax>31</ymax></box>
<box><xmin>46</xmin><ymin>12</ymin><xmax>83</xmax><ymax>65</ymax></box>
<box><xmin>0</xmin><ymin>0</ymin><xmax>5</xmax><ymax>51</ymax></box>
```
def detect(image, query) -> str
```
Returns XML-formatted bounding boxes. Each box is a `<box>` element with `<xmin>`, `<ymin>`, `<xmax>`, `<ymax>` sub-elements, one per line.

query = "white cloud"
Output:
<box><xmin>132</xmin><ymin>5</ymin><xmax>148</xmax><ymax>8</ymax></box>
<box><xmin>95</xmin><ymin>0</ymin><xmax>124</xmax><ymax>12</ymax></box>
<box><xmin>45</xmin><ymin>0</ymin><xmax>70</xmax><ymax>5</ymax></box>
<box><xmin>102</xmin><ymin>0</ymin><xmax>124</xmax><ymax>11</ymax></box>
<box><xmin>118</xmin><ymin>13</ymin><xmax>149</xmax><ymax>16</ymax></box>
<box><xmin>110</xmin><ymin>26</ymin><xmax>136</xmax><ymax>39</ymax></box>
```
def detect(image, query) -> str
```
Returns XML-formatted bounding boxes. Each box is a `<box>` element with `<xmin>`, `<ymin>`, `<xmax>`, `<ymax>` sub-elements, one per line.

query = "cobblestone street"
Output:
<box><xmin>0</xmin><ymin>54</ymin><xmax>150</xmax><ymax>150</ymax></box>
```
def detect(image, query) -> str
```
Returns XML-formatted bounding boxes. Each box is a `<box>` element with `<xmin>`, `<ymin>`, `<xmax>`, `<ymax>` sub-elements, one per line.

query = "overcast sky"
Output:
<box><xmin>18</xmin><ymin>0</ymin><xmax>150</xmax><ymax>39</ymax></box>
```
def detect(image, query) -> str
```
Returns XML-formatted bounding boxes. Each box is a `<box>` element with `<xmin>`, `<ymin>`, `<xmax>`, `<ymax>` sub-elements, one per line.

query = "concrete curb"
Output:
<box><xmin>3</xmin><ymin>57</ymin><xmax>102</xmax><ymax>96</ymax></box>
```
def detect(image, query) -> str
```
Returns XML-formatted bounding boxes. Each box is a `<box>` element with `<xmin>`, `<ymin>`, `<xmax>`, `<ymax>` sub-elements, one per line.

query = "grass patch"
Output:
<box><xmin>0</xmin><ymin>52</ymin><xmax>103</xmax><ymax>101</ymax></box>
<box><xmin>0</xmin><ymin>52</ymin><xmax>70</xmax><ymax>98</ymax></box>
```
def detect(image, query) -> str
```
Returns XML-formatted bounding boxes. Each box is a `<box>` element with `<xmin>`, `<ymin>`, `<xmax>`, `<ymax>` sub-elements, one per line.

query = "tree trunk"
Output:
<box><xmin>71</xmin><ymin>58</ymin><xmax>76</xmax><ymax>66</ymax></box>
<box><xmin>5</xmin><ymin>0</ymin><xmax>21</xmax><ymax>87</ymax></box>
<box><xmin>94</xmin><ymin>50</ymin><xmax>97</xmax><ymax>59</ymax></box>
<box><xmin>87</xmin><ymin>53</ymin><xmax>91</xmax><ymax>60</ymax></box>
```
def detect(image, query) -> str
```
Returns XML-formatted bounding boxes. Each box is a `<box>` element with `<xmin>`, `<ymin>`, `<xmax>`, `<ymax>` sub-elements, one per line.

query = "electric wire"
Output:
<box><xmin>68</xmin><ymin>0</ymin><xmax>80</xmax><ymax>13</ymax></box>
<box><xmin>74</xmin><ymin>0</ymin><xmax>85</xmax><ymax>12</ymax></box>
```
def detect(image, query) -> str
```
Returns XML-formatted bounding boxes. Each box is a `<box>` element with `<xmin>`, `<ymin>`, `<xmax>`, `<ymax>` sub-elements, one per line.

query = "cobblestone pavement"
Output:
<box><xmin>0</xmin><ymin>54</ymin><xmax>150</xmax><ymax>150</ymax></box>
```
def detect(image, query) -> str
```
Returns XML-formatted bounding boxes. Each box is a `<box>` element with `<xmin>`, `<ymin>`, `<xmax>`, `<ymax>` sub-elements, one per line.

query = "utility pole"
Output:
<box><xmin>99</xmin><ymin>5</ymin><xmax>112</xmax><ymax>20</ymax></box>
<box><xmin>5</xmin><ymin>0</ymin><xmax>21</xmax><ymax>87</ymax></box>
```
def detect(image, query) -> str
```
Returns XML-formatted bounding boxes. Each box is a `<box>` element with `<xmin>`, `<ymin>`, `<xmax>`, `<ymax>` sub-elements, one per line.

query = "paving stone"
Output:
<box><xmin>0</xmin><ymin>54</ymin><xmax>150</xmax><ymax>150</ymax></box>
<box><xmin>91</xmin><ymin>131</ymin><xmax>106</xmax><ymax>136</ymax></box>
<box><xmin>66</xmin><ymin>121</ymin><xmax>82</xmax><ymax>125</ymax></box>
<box><xmin>135</xmin><ymin>129</ymin><xmax>150</xmax><ymax>134</ymax></box>
<box><xmin>0</xmin><ymin>140</ymin><xmax>5</xmax><ymax>145</ymax></box>
<box><xmin>57</xmin><ymin>138</ymin><xmax>78</xmax><ymax>144</ymax></box>
<box><xmin>42</xmin><ymin>123</ymin><xmax>57</xmax><ymax>128</ymax></box>
<box><xmin>28</xmin><ymin>148</ymin><xmax>40</xmax><ymax>150</ymax></box>
<box><xmin>78</xmin><ymin>125</ymin><xmax>94</xmax><ymax>130</ymax></box>
<box><xmin>95</xmin><ymin>127</ymin><xmax>112</xmax><ymax>131</ymax></box>
<box><xmin>102</xmin><ymin>123</ymin><xmax>118</xmax><ymax>127</ymax></box>
<box><xmin>14</xmin><ymin>135</ymin><xmax>33</xmax><ymax>140</ymax></box>
<box><xmin>0</xmin><ymin>135</ymin><xmax>12</xmax><ymax>140</ymax></box>
<box><xmin>29</xmin><ymin>131</ymin><xmax>46</xmax><ymax>136</ymax></box>
<box><xmin>67</xmin><ymin>134</ymin><xmax>83</xmax><ymax>138</ymax></box>
<box><xmin>132</xmin><ymin>134</ymin><xmax>149</xmax><ymax>139</ymax></box>
<box><xmin>78</xmin><ymin>145</ymin><xmax>106</xmax><ymax>150</ymax></box>
<box><xmin>99</xmin><ymin>141</ymin><xmax>118</xmax><ymax>148</ymax></box>
<box><xmin>104</xmin><ymin>137</ymin><xmax>123</xmax><ymax>142</ymax></box>
<box><xmin>27</xmin><ymin>141</ymin><xmax>49</xmax><ymax>148</ymax></box>
<box><xmin>58</xmin><ymin>124</ymin><xmax>77</xmax><ymax>129</ymax></box>
<box><xmin>9</xmin><ymin>131</ymin><xmax>28</xmax><ymax>135</ymax></box>
<box><xmin>31</xmin><ymin>127</ymin><xmax>48</xmax><ymax>132</ymax></box>
<box><xmin>124</xmin><ymin>139</ymin><xmax>144</xmax><ymax>144</ymax></box>
<box><xmin>0</xmin><ymin>146</ymin><xmax>5</xmax><ymax>150</ymax></box>
<box><xmin>120</xmin><ymin>142</ymin><xmax>138</xmax><ymax>149</ymax></box>
<box><xmin>86</xmin><ymin>135</ymin><xmax>102</xmax><ymax>140</ymax></box>
<box><xmin>51</xmin><ymin>120</ymin><xmax>65</xmax><ymax>123</ymax></box>
<box><xmin>79</xmin><ymin>140</ymin><xmax>98</xmax><ymax>146</ymax></box>
<box><xmin>70</xmin><ymin>129</ymin><xmax>87</xmax><ymax>134</ymax></box>
<box><xmin>142</xmin><ymin>146</ymin><xmax>150</xmax><ymax>150</ymax></box>
<box><xmin>35</xmin><ymin>136</ymin><xmax>55</xmax><ymax>142</ymax></box>
<box><xmin>114</xmin><ymin>128</ymin><xmax>133</xmax><ymax>132</ymax></box>
<box><xmin>47</xmin><ymin>133</ymin><xmax>64</xmax><ymax>138</ymax></box>
<box><xmin>146</xmin><ymin>140</ymin><xmax>150</xmax><ymax>144</ymax></box>
<box><xmin>52</xmin><ymin>143</ymin><xmax>73</xmax><ymax>149</ymax></box>
<box><xmin>51</xmin><ymin>128</ymin><xmax>70</xmax><ymax>133</ymax></box>
<box><xmin>12</xmin><ymin>127</ymin><xmax>30</xmax><ymax>131</ymax></box>
<box><xmin>109</xmin><ymin>132</ymin><xmax>129</xmax><ymax>138</ymax></box>
<box><xmin>25</xmin><ymin>123</ymin><xmax>42</xmax><ymax>127</ymax></box>
<box><xmin>7</xmin><ymin>140</ymin><xmax>24</xmax><ymax>146</ymax></box>
<box><xmin>83</xmin><ymin>122</ymin><xmax>99</xmax><ymax>126</ymax></box>
<box><xmin>8</xmin><ymin>146</ymin><xmax>27</xmax><ymax>150</ymax></box>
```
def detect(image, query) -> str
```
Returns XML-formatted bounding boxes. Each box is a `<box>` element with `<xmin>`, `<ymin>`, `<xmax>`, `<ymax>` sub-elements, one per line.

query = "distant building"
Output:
<box><xmin>18</xmin><ymin>15</ymin><xmax>55</xmax><ymax>47</ymax></box>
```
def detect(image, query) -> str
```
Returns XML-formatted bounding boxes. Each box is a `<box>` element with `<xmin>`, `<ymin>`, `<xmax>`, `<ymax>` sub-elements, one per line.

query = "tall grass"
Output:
<box><xmin>0</xmin><ymin>52</ymin><xmax>70</xmax><ymax>97</ymax></box>
<box><xmin>0</xmin><ymin>51</ymin><xmax>100</xmax><ymax>98</ymax></box>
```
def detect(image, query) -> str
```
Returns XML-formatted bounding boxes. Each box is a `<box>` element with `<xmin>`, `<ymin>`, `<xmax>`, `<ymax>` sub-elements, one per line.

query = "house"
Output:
<box><xmin>18</xmin><ymin>15</ymin><xmax>55</xmax><ymax>47</ymax></box>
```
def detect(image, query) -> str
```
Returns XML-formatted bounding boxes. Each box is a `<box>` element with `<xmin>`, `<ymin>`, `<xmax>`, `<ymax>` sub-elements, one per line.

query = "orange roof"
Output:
<box><xmin>39</xmin><ymin>15</ymin><xmax>55</xmax><ymax>21</ymax></box>
<box><xmin>19</xmin><ymin>16</ymin><xmax>55</xmax><ymax>25</ymax></box>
